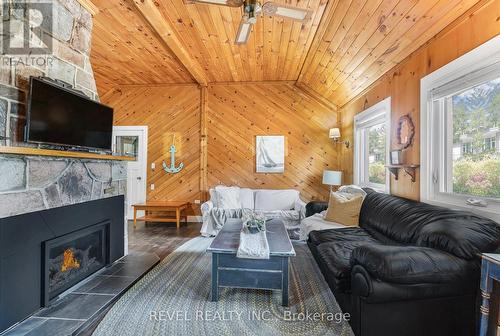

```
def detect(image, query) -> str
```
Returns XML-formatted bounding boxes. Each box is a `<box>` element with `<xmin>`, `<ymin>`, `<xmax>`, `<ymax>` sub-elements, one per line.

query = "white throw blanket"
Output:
<box><xmin>236</xmin><ymin>226</ymin><xmax>270</xmax><ymax>259</ymax></box>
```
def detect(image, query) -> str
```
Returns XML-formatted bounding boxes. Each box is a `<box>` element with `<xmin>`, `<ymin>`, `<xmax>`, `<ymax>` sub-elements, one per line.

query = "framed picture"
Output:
<box><xmin>390</xmin><ymin>150</ymin><xmax>402</xmax><ymax>165</ymax></box>
<box><xmin>256</xmin><ymin>136</ymin><xmax>285</xmax><ymax>173</ymax></box>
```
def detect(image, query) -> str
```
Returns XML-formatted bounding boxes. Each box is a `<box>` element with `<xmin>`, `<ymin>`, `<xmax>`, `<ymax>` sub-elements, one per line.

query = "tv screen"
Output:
<box><xmin>25</xmin><ymin>78</ymin><xmax>114</xmax><ymax>151</ymax></box>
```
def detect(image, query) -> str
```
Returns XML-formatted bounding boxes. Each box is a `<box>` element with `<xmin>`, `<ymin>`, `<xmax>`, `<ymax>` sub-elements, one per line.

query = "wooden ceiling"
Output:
<box><xmin>89</xmin><ymin>0</ymin><xmax>482</xmax><ymax>105</ymax></box>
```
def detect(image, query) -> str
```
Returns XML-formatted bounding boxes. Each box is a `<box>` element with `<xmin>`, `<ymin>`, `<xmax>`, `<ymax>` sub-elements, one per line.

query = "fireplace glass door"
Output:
<box><xmin>42</xmin><ymin>222</ymin><xmax>109</xmax><ymax>305</ymax></box>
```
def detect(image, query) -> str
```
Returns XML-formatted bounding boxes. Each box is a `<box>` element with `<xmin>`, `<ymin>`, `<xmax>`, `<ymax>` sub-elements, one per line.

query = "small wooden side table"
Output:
<box><xmin>132</xmin><ymin>201</ymin><xmax>189</xmax><ymax>229</ymax></box>
<box><xmin>479</xmin><ymin>253</ymin><xmax>500</xmax><ymax>336</ymax></box>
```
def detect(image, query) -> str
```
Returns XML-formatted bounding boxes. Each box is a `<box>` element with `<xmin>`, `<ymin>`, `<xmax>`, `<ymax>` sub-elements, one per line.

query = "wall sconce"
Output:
<box><xmin>329</xmin><ymin>128</ymin><xmax>350</xmax><ymax>148</ymax></box>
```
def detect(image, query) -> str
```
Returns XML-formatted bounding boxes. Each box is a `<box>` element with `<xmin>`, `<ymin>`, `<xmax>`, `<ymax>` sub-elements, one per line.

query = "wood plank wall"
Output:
<box><xmin>207</xmin><ymin>83</ymin><xmax>339</xmax><ymax>201</ymax></box>
<box><xmin>106</xmin><ymin>85</ymin><xmax>202</xmax><ymax>215</ymax></box>
<box><xmin>103</xmin><ymin>82</ymin><xmax>340</xmax><ymax>216</ymax></box>
<box><xmin>340</xmin><ymin>0</ymin><xmax>500</xmax><ymax>201</ymax></box>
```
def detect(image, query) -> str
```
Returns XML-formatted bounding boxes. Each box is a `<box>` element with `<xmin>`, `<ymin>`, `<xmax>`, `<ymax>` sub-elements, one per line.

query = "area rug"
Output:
<box><xmin>93</xmin><ymin>237</ymin><xmax>353</xmax><ymax>336</ymax></box>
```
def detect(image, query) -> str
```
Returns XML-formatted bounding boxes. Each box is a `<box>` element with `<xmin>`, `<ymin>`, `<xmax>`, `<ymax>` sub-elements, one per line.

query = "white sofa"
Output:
<box><xmin>200</xmin><ymin>187</ymin><xmax>306</xmax><ymax>238</ymax></box>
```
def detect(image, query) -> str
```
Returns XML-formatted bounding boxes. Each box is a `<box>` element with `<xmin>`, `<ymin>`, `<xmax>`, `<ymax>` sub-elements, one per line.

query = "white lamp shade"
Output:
<box><xmin>323</xmin><ymin>170</ymin><xmax>342</xmax><ymax>186</ymax></box>
<box><xmin>329</xmin><ymin>128</ymin><xmax>341</xmax><ymax>139</ymax></box>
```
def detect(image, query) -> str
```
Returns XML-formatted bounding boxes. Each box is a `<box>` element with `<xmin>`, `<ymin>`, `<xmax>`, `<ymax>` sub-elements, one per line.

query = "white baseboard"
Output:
<box><xmin>188</xmin><ymin>215</ymin><xmax>202</xmax><ymax>223</ymax></box>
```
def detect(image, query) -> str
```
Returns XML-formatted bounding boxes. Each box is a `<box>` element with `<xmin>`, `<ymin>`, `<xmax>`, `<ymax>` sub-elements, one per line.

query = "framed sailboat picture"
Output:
<box><xmin>256</xmin><ymin>135</ymin><xmax>285</xmax><ymax>173</ymax></box>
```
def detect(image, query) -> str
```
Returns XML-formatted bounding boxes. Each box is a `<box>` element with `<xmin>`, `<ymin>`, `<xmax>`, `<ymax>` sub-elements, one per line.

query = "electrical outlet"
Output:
<box><xmin>194</xmin><ymin>199</ymin><xmax>201</xmax><ymax>204</ymax></box>
<box><xmin>150</xmin><ymin>184</ymin><xmax>155</xmax><ymax>190</ymax></box>
<box><xmin>151</xmin><ymin>162</ymin><xmax>155</xmax><ymax>170</ymax></box>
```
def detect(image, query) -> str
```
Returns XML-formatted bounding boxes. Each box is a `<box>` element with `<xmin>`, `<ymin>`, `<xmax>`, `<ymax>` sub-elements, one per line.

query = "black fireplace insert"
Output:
<box><xmin>42</xmin><ymin>222</ymin><xmax>110</xmax><ymax>306</ymax></box>
<box><xmin>0</xmin><ymin>195</ymin><xmax>125</xmax><ymax>333</ymax></box>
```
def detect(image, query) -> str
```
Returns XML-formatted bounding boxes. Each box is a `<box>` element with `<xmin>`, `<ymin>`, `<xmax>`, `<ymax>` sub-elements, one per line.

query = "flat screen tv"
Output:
<box><xmin>25</xmin><ymin>77</ymin><xmax>114</xmax><ymax>151</ymax></box>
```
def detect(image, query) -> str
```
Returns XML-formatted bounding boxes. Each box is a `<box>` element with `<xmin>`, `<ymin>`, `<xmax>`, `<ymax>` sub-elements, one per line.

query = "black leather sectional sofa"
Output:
<box><xmin>306</xmin><ymin>189</ymin><xmax>500</xmax><ymax>336</ymax></box>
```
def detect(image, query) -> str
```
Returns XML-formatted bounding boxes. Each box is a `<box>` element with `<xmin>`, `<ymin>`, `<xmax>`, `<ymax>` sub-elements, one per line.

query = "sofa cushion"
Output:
<box><xmin>416</xmin><ymin>215</ymin><xmax>500</xmax><ymax>260</ymax></box>
<box><xmin>351</xmin><ymin>245</ymin><xmax>478</xmax><ymax>284</ymax></box>
<box><xmin>308</xmin><ymin>227</ymin><xmax>377</xmax><ymax>247</ymax></box>
<box><xmin>315</xmin><ymin>237</ymin><xmax>379</xmax><ymax>292</ymax></box>
<box><xmin>325</xmin><ymin>192</ymin><xmax>364</xmax><ymax>226</ymax></box>
<box><xmin>254</xmin><ymin>189</ymin><xmax>298</xmax><ymax>210</ymax></box>
<box><xmin>215</xmin><ymin>186</ymin><xmax>241</xmax><ymax>209</ymax></box>
<box><xmin>239</xmin><ymin>188</ymin><xmax>254</xmax><ymax>209</ymax></box>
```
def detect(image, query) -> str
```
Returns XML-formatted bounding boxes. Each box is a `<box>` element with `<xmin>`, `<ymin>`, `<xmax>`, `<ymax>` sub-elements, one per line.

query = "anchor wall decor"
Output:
<box><xmin>162</xmin><ymin>135</ymin><xmax>184</xmax><ymax>174</ymax></box>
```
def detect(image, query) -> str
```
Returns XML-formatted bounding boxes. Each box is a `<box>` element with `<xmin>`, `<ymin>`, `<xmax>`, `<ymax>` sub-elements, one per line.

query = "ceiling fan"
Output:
<box><xmin>185</xmin><ymin>0</ymin><xmax>312</xmax><ymax>44</ymax></box>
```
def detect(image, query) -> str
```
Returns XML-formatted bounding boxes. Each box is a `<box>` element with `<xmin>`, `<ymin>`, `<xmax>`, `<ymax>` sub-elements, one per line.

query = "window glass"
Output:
<box><xmin>368</xmin><ymin>124</ymin><xmax>387</xmax><ymax>185</ymax></box>
<box><xmin>450</xmin><ymin>77</ymin><xmax>500</xmax><ymax>198</ymax></box>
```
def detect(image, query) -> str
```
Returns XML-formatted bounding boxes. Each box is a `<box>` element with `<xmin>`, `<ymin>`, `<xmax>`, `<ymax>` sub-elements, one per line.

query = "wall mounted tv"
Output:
<box><xmin>25</xmin><ymin>77</ymin><xmax>114</xmax><ymax>151</ymax></box>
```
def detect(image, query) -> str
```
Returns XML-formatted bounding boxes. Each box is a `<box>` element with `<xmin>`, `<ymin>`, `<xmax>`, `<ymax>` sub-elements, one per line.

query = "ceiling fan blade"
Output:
<box><xmin>262</xmin><ymin>2</ymin><xmax>312</xmax><ymax>21</ymax></box>
<box><xmin>184</xmin><ymin>0</ymin><xmax>243</xmax><ymax>7</ymax></box>
<box><xmin>234</xmin><ymin>18</ymin><xmax>252</xmax><ymax>44</ymax></box>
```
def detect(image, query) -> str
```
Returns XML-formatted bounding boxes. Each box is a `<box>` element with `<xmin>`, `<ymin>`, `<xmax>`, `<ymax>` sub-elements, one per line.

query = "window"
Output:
<box><xmin>354</xmin><ymin>97</ymin><xmax>391</xmax><ymax>192</ymax></box>
<box><xmin>421</xmin><ymin>35</ymin><xmax>500</xmax><ymax>220</ymax></box>
<box><xmin>484</xmin><ymin>137</ymin><xmax>496</xmax><ymax>152</ymax></box>
<box><xmin>461</xmin><ymin>142</ymin><xmax>473</xmax><ymax>156</ymax></box>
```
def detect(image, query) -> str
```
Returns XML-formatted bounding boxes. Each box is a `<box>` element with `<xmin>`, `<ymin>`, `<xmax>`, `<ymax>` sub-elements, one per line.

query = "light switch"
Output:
<box><xmin>150</xmin><ymin>184</ymin><xmax>155</xmax><ymax>190</ymax></box>
<box><xmin>151</xmin><ymin>162</ymin><xmax>156</xmax><ymax>170</ymax></box>
<box><xmin>194</xmin><ymin>200</ymin><xmax>201</xmax><ymax>204</ymax></box>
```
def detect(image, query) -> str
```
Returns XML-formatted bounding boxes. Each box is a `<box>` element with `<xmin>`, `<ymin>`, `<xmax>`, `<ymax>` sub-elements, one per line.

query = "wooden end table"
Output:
<box><xmin>132</xmin><ymin>201</ymin><xmax>189</xmax><ymax>229</ymax></box>
<box><xmin>479</xmin><ymin>253</ymin><xmax>500</xmax><ymax>336</ymax></box>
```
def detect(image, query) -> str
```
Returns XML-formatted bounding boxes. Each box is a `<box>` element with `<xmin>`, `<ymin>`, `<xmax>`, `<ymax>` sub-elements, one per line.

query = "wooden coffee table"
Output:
<box><xmin>132</xmin><ymin>201</ymin><xmax>189</xmax><ymax>229</ymax></box>
<box><xmin>207</xmin><ymin>218</ymin><xmax>295</xmax><ymax>306</ymax></box>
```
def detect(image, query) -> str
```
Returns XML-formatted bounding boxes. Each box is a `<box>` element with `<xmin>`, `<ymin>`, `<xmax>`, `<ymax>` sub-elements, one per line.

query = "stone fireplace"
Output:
<box><xmin>42</xmin><ymin>221</ymin><xmax>110</xmax><ymax>306</ymax></box>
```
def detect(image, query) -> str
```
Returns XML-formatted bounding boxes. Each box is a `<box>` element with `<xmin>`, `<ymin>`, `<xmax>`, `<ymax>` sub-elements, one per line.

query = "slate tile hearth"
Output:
<box><xmin>1</xmin><ymin>252</ymin><xmax>159</xmax><ymax>336</ymax></box>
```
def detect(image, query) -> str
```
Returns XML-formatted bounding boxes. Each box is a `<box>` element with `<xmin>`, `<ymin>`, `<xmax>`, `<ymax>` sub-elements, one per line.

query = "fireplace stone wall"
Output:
<box><xmin>0</xmin><ymin>1</ymin><xmax>127</xmax><ymax>220</ymax></box>
<box><xmin>0</xmin><ymin>157</ymin><xmax>127</xmax><ymax>218</ymax></box>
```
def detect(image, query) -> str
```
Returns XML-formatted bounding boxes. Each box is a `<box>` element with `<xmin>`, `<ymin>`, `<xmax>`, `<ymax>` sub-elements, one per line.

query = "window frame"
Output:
<box><xmin>354</xmin><ymin>97</ymin><xmax>391</xmax><ymax>193</ymax></box>
<box><xmin>420</xmin><ymin>35</ymin><xmax>500</xmax><ymax>221</ymax></box>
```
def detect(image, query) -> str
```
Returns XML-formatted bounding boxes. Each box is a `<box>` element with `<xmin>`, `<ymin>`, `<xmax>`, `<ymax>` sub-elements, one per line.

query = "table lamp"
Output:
<box><xmin>323</xmin><ymin>170</ymin><xmax>342</xmax><ymax>192</ymax></box>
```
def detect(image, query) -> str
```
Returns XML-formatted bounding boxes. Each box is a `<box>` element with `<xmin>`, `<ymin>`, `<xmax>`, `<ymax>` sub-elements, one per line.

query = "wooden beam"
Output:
<box><xmin>77</xmin><ymin>0</ymin><xmax>99</xmax><ymax>16</ymax></box>
<box><xmin>131</xmin><ymin>0</ymin><xmax>208</xmax><ymax>86</ymax></box>
<box><xmin>295</xmin><ymin>82</ymin><xmax>338</xmax><ymax>111</ymax></box>
<box><xmin>199</xmin><ymin>86</ymin><xmax>208</xmax><ymax>201</ymax></box>
<box><xmin>0</xmin><ymin>146</ymin><xmax>133</xmax><ymax>161</ymax></box>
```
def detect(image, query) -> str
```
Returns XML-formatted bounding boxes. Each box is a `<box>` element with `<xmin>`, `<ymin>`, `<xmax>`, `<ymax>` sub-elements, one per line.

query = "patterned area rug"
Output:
<box><xmin>93</xmin><ymin>237</ymin><xmax>353</xmax><ymax>336</ymax></box>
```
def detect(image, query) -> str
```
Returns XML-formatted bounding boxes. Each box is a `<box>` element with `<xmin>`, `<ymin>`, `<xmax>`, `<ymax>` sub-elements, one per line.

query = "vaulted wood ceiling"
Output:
<box><xmin>90</xmin><ymin>0</ymin><xmax>482</xmax><ymax>106</ymax></box>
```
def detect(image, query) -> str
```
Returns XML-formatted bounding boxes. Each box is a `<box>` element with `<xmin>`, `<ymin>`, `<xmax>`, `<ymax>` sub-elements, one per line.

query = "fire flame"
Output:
<box><xmin>61</xmin><ymin>249</ymin><xmax>80</xmax><ymax>272</ymax></box>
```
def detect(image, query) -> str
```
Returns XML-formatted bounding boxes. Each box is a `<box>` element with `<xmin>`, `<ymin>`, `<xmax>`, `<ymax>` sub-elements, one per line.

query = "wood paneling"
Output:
<box><xmin>340</xmin><ymin>0</ymin><xmax>500</xmax><ymax>200</ymax></box>
<box><xmin>104</xmin><ymin>82</ymin><xmax>339</xmax><ymax>206</ymax></box>
<box><xmin>90</xmin><ymin>0</ymin><xmax>194</xmax><ymax>95</ymax></box>
<box><xmin>90</xmin><ymin>0</ymin><xmax>486</xmax><ymax>108</ymax></box>
<box><xmin>297</xmin><ymin>0</ymin><xmax>483</xmax><ymax>106</ymax></box>
<box><xmin>104</xmin><ymin>85</ymin><xmax>202</xmax><ymax>214</ymax></box>
<box><xmin>207</xmin><ymin>82</ymin><xmax>339</xmax><ymax>201</ymax></box>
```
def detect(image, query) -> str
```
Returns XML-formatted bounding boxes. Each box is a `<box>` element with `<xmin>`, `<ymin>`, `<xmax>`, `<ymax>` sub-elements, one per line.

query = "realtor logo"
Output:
<box><xmin>1</xmin><ymin>1</ymin><xmax>53</xmax><ymax>55</ymax></box>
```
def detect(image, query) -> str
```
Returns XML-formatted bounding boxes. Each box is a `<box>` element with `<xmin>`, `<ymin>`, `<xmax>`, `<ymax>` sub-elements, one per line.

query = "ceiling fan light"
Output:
<box><xmin>235</xmin><ymin>22</ymin><xmax>252</xmax><ymax>44</ymax></box>
<box><xmin>275</xmin><ymin>7</ymin><xmax>307</xmax><ymax>20</ymax></box>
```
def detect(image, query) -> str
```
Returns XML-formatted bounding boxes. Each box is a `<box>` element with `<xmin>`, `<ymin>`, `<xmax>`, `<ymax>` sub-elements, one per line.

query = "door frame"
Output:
<box><xmin>112</xmin><ymin>125</ymin><xmax>148</xmax><ymax>219</ymax></box>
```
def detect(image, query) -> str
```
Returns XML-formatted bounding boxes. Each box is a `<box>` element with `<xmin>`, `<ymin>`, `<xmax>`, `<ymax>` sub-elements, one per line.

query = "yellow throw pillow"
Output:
<box><xmin>324</xmin><ymin>192</ymin><xmax>364</xmax><ymax>227</ymax></box>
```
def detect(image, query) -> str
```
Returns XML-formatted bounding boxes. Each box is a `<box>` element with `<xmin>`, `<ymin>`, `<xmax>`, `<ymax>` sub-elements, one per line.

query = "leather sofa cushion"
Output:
<box><xmin>309</xmin><ymin>228</ymin><xmax>379</xmax><ymax>292</ymax></box>
<box><xmin>308</xmin><ymin>227</ymin><xmax>377</xmax><ymax>247</ymax></box>
<box><xmin>351</xmin><ymin>245</ymin><xmax>479</xmax><ymax>284</ymax></box>
<box><xmin>316</xmin><ymin>240</ymin><xmax>377</xmax><ymax>292</ymax></box>
<box><xmin>416</xmin><ymin>216</ymin><xmax>500</xmax><ymax>260</ymax></box>
<box><xmin>360</xmin><ymin>189</ymin><xmax>500</xmax><ymax>259</ymax></box>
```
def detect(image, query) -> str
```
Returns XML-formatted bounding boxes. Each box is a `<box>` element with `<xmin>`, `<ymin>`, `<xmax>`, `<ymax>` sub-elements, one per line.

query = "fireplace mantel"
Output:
<box><xmin>0</xmin><ymin>146</ymin><xmax>134</xmax><ymax>161</ymax></box>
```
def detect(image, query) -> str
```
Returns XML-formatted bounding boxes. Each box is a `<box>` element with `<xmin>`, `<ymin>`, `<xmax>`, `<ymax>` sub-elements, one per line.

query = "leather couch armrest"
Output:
<box><xmin>350</xmin><ymin>244</ymin><xmax>477</xmax><ymax>284</ymax></box>
<box><xmin>305</xmin><ymin>201</ymin><xmax>328</xmax><ymax>217</ymax></box>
